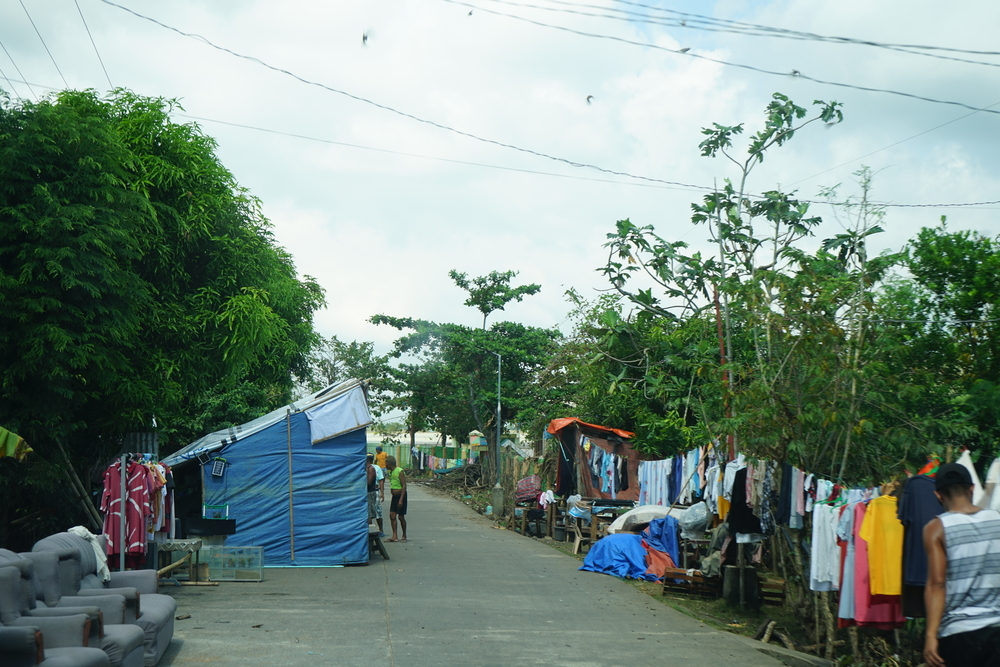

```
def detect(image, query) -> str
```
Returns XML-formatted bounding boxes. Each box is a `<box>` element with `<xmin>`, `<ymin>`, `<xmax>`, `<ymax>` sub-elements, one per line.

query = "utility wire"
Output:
<box><xmin>490</xmin><ymin>0</ymin><xmax>1000</xmax><ymax>70</ymax></box>
<box><xmin>176</xmin><ymin>113</ymin><xmax>697</xmax><ymax>191</ymax></box>
<box><xmin>6</xmin><ymin>73</ymin><xmax>999</xmax><ymax>210</ymax></box>
<box><xmin>605</xmin><ymin>0</ymin><xmax>1000</xmax><ymax>58</ymax></box>
<box><xmin>788</xmin><ymin>102</ymin><xmax>1000</xmax><ymax>187</ymax></box>
<box><xmin>98</xmin><ymin>0</ymin><xmax>717</xmax><ymax>191</ymax></box>
<box><xmin>20</xmin><ymin>0</ymin><xmax>68</xmax><ymax>88</ymax></box>
<box><xmin>0</xmin><ymin>65</ymin><xmax>21</xmax><ymax>99</ymax></box>
<box><xmin>449</xmin><ymin>0</ymin><xmax>1000</xmax><ymax>118</ymax></box>
<box><xmin>75</xmin><ymin>0</ymin><xmax>114</xmax><ymax>89</ymax></box>
<box><xmin>0</xmin><ymin>39</ymin><xmax>37</xmax><ymax>100</ymax></box>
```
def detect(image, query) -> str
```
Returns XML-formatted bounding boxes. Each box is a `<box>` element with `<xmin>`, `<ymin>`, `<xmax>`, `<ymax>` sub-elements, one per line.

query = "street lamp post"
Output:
<box><xmin>490</xmin><ymin>351</ymin><xmax>504</xmax><ymax>517</ymax></box>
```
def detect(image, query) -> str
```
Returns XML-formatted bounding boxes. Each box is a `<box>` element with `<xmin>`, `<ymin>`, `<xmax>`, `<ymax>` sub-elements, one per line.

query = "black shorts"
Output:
<box><xmin>390</xmin><ymin>492</ymin><xmax>407</xmax><ymax>516</ymax></box>
<box><xmin>939</xmin><ymin>624</ymin><xmax>1000</xmax><ymax>667</ymax></box>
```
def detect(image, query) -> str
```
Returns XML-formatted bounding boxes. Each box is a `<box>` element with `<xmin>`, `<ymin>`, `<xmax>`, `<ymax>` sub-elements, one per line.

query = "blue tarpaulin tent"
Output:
<box><xmin>162</xmin><ymin>380</ymin><xmax>373</xmax><ymax>566</ymax></box>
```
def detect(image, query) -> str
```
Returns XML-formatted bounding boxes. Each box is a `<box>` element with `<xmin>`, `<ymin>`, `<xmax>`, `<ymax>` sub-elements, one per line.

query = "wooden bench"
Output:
<box><xmin>661</xmin><ymin>567</ymin><xmax>722</xmax><ymax>599</ymax></box>
<box><xmin>368</xmin><ymin>524</ymin><xmax>389</xmax><ymax>561</ymax></box>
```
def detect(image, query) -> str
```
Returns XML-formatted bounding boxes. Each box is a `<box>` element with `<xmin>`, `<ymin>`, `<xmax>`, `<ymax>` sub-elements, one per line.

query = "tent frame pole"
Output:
<box><xmin>286</xmin><ymin>409</ymin><xmax>295</xmax><ymax>561</ymax></box>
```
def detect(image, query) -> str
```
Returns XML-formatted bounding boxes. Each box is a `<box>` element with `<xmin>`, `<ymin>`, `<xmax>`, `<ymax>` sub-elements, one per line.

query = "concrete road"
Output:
<box><xmin>159</xmin><ymin>484</ymin><xmax>825</xmax><ymax>667</ymax></box>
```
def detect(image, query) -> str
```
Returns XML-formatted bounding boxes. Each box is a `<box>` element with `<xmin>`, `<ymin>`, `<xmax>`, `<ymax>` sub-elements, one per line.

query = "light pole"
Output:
<box><xmin>489</xmin><ymin>351</ymin><xmax>504</xmax><ymax>516</ymax></box>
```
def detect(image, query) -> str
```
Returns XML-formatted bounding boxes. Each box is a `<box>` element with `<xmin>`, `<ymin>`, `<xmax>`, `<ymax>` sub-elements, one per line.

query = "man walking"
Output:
<box><xmin>386</xmin><ymin>456</ymin><xmax>407</xmax><ymax>543</ymax></box>
<box><xmin>923</xmin><ymin>462</ymin><xmax>1000</xmax><ymax>666</ymax></box>
<box><xmin>366</xmin><ymin>454</ymin><xmax>385</xmax><ymax>536</ymax></box>
<box><xmin>374</xmin><ymin>445</ymin><xmax>388</xmax><ymax>469</ymax></box>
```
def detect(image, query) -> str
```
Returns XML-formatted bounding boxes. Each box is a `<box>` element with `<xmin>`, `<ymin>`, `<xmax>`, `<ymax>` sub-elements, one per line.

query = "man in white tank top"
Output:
<box><xmin>923</xmin><ymin>462</ymin><xmax>1000</xmax><ymax>666</ymax></box>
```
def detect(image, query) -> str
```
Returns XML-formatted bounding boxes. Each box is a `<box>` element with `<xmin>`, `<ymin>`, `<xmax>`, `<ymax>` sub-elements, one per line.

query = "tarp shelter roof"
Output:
<box><xmin>546</xmin><ymin>418</ymin><xmax>634</xmax><ymax>441</ymax></box>
<box><xmin>162</xmin><ymin>380</ymin><xmax>371</xmax><ymax>467</ymax></box>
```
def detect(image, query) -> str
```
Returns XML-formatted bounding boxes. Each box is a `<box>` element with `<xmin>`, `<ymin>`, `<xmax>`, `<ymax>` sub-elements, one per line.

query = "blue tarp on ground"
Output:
<box><xmin>202</xmin><ymin>413</ymin><xmax>369</xmax><ymax>567</ymax></box>
<box><xmin>578</xmin><ymin>533</ymin><xmax>659</xmax><ymax>581</ymax></box>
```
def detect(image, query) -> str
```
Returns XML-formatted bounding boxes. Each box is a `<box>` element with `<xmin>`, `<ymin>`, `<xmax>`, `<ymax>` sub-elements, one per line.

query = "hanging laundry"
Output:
<box><xmin>859</xmin><ymin>494</ymin><xmax>905</xmax><ymax>596</ymax></box>
<box><xmin>809</xmin><ymin>501</ymin><xmax>841</xmax><ymax>591</ymax></box>
<box><xmin>852</xmin><ymin>501</ymin><xmax>905</xmax><ymax>628</ymax></box>
<box><xmin>955</xmin><ymin>449</ymin><xmax>986</xmax><ymax>506</ymax></box>
<box><xmin>897</xmin><ymin>474</ymin><xmax>944</xmax><ymax>587</ymax></box>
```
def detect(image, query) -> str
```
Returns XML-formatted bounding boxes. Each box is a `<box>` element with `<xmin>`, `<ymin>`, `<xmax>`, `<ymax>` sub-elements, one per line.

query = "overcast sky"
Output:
<box><xmin>3</xmin><ymin>0</ymin><xmax>999</xmax><ymax>351</ymax></box>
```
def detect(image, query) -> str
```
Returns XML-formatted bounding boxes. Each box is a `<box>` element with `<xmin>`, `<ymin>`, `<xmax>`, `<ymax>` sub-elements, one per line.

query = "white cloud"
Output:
<box><xmin>3</xmin><ymin>0</ymin><xmax>999</xmax><ymax>354</ymax></box>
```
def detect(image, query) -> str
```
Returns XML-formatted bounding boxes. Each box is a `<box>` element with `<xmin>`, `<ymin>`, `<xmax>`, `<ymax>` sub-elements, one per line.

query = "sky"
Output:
<box><xmin>3</xmin><ymin>0</ymin><xmax>999</xmax><ymax>352</ymax></box>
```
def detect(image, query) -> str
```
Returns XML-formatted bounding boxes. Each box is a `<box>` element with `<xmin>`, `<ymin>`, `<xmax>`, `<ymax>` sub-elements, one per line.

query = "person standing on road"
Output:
<box><xmin>366</xmin><ymin>454</ymin><xmax>385</xmax><ymax>536</ymax></box>
<box><xmin>374</xmin><ymin>446</ymin><xmax>388</xmax><ymax>469</ymax></box>
<box><xmin>923</xmin><ymin>462</ymin><xmax>1000</xmax><ymax>667</ymax></box>
<box><xmin>386</xmin><ymin>456</ymin><xmax>407</xmax><ymax>543</ymax></box>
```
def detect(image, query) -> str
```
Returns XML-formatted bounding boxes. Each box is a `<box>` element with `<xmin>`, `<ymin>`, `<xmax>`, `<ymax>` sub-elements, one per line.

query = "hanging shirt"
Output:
<box><xmin>956</xmin><ymin>450</ymin><xmax>986</xmax><ymax>506</ymax></box>
<box><xmin>937</xmin><ymin>509</ymin><xmax>1000</xmax><ymax>638</ymax></box>
<box><xmin>896</xmin><ymin>474</ymin><xmax>944</xmax><ymax>586</ymax></box>
<box><xmin>984</xmin><ymin>458</ymin><xmax>1000</xmax><ymax>511</ymax></box>
<box><xmin>859</xmin><ymin>495</ymin><xmax>904</xmax><ymax>596</ymax></box>
<box><xmin>853</xmin><ymin>501</ymin><xmax>906</xmax><ymax>628</ymax></box>
<box><xmin>836</xmin><ymin>503</ymin><xmax>857</xmax><ymax>621</ymax></box>
<box><xmin>809</xmin><ymin>502</ymin><xmax>841</xmax><ymax>592</ymax></box>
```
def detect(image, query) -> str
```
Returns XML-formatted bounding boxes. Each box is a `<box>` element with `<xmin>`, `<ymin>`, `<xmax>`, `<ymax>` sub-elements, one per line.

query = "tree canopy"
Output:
<box><xmin>0</xmin><ymin>89</ymin><xmax>324</xmax><ymax>546</ymax></box>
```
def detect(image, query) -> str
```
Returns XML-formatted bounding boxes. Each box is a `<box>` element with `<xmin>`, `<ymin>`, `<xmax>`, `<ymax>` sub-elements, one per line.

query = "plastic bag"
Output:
<box><xmin>678</xmin><ymin>501</ymin><xmax>711</xmax><ymax>539</ymax></box>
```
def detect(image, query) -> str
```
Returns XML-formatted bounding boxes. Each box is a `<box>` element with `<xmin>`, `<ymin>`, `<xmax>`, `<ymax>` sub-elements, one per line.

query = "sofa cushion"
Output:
<box><xmin>0</xmin><ymin>552</ymin><xmax>36</xmax><ymax>614</ymax></box>
<box><xmin>101</xmin><ymin>623</ymin><xmax>145</xmax><ymax>666</ymax></box>
<box><xmin>18</xmin><ymin>552</ymin><xmax>63</xmax><ymax>607</ymax></box>
<box><xmin>31</xmin><ymin>538</ymin><xmax>84</xmax><ymax>597</ymax></box>
<box><xmin>0</xmin><ymin>566</ymin><xmax>25</xmax><ymax>624</ymax></box>
<box><xmin>33</xmin><ymin>534</ymin><xmax>97</xmax><ymax>581</ymax></box>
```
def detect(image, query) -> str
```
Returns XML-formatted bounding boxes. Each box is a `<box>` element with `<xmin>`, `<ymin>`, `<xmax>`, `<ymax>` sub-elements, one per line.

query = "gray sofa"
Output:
<box><xmin>31</xmin><ymin>534</ymin><xmax>175</xmax><ymax>667</ymax></box>
<box><xmin>0</xmin><ymin>621</ymin><xmax>111</xmax><ymax>667</ymax></box>
<box><xmin>0</xmin><ymin>559</ymin><xmax>143</xmax><ymax>667</ymax></box>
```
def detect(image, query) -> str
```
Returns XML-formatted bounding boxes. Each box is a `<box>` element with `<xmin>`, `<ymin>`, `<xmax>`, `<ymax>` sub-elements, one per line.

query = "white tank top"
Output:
<box><xmin>939</xmin><ymin>509</ymin><xmax>1000</xmax><ymax>637</ymax></box>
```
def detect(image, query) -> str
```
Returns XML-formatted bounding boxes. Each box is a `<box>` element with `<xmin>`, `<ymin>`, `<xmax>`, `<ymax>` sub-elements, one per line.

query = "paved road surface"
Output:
<box><xmin>159</xmin><ymin>484</ymin><xmax>824</xmax><ymax>667</ymax></box>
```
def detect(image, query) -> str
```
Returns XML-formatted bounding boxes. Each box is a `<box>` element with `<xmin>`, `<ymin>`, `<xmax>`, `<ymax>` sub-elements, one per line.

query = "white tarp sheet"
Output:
<box><xmin>305</xmin><ymin>384</ymin><xmax>372</xmax><ymax>444</ymax></box>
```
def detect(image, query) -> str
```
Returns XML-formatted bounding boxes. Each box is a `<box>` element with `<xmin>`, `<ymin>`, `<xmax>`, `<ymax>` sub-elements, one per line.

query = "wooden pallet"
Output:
<box><xmin>759</xmin><ymin>577</ymin><xmax>786</xmax><ymax>606</ymax></box>
<box><xmin>661</xmin><ymin>567</ymin><xmax>722</xmax><ymax>599</ymax></box>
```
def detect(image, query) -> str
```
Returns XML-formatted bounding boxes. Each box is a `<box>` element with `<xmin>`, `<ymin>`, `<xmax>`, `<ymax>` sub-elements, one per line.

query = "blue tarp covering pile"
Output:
<box><xmin>578</xmin><ymin>517</ymin><xmax>680</xmax><ymax>581</ymax></box>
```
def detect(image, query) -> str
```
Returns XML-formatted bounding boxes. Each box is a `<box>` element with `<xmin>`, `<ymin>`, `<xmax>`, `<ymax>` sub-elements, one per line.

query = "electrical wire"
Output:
<box><xmin>487</xmin><ymin>0</ymin><xmax>1000</xmax><ymax>70</ymax></box>
<box><xmin>5</xmin><ymin>72</ymin><xmax>999</xmax><ymax>210</ymax></box>
<box><xmin>789</xmin><ymin>102</ymin><xmax>1000</xmax><ymax>187</ymax></box>
<box><xmin>175</xmin><ymin>113</ymin><xmax>698</xmax><ymax>191</ymax></box>
<box><xmin>0</xmin><ymin>39</ymin><xmax>37</xmax><ymax>100</ymax></box>
<box><xmin>0</xmin><ymin>65</ymin><xmax>20</xmax><ymax>99</ymax></box>
<box><xmin>605</xmin><ymin>0</ymin><xmax>1000</xmax><ymax>58</ymax></box>
<box><xmin>75</xmin><ymin>0</ymin><xmax>114</xmax><ymax>89</ymax></box>
<box><xmin>449</xmin><ymin>0</ymin><xmax>1000</xmax><ymax>118</ymax></box>
<box><xmin>20</xmin><ymin>0</ymin><xmax>68</xmax><ymax>88</ymax></box>
<box><xmin>97</xmin><ymin>0</ymin><xmax>717</xmax><ymax>191</ymax></box>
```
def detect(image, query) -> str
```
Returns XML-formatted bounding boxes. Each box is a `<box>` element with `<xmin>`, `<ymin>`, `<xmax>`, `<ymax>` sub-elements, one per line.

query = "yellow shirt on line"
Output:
<box><xmin>858</xmin><ymin>494</ymin><xmax>904</xmax><ymax>596</ymax></box>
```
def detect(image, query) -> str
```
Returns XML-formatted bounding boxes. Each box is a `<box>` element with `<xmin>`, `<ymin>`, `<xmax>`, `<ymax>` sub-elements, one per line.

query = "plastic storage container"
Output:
<box><xmin>202</xmin><ymin>546</ymin><xmax>263</xmax><ymax>581</ymax></box>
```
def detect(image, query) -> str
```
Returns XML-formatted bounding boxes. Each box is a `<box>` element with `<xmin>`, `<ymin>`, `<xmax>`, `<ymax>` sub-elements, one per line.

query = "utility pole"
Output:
<box><xmin>490</xmin><ymin>351</ymin><xmax>504</xmax><ymax>516</ymax></box>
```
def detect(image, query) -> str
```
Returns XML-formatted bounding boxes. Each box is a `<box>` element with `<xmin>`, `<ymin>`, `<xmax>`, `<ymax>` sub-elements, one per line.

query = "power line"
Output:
<box><xmin>492</xmin><ymin>0</ymin><xmax>1000</xmax><ymax>70</ymax></box>
<box><xmin>449</xmin><ymin>0</ymin><xmax>1000</xmax><ymax>118</ymax></box>
<box><xmin>606</xmin><ymin>0</ymin><xmax>1000</xmax><ymax>57</ymax></box>
<box><xmin>75</xmin><ymin>0</ymin><xmax>114</xmax><ymax>89</ymax></box>
<box><xmin>175</xmin><ymin>113</ymin><xmax>697</xmax><ymax>191</ymax></box>
<box><xmin>789</xmin><ymin>102</ymin><xmax>1000</xmax><ymax>187</ymax></box>
<box><xmin>0</xmin><ymin>39</ymin><xmax>37</xmax><ymax>100</ymax></box>
<box><xmin>0</xmin><ymin>65</ymin><xmax>20</xmax><ymax>99</ymax></box>
<box><xmin>20</xmin><ymin>0</ymin><xmax>68</xmax><ymax>88</ymax></box>
<box><xmin>6</xmin><ymin>73</ymin><xmax>999</xmax><ymax>210</ymax></box>
<box><xmin>98</xmin><ymin>0</ymin><xmax>716</xmax><ymax>192</ymax></box>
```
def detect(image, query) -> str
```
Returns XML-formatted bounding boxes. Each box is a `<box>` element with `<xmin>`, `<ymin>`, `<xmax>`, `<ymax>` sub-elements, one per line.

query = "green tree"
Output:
<box><xmin>0</xmin><ymin>89</ymin><xmax>324</xmax><ymax>547</ymax></box>
<box><xmin>372</xmin><ymin>271</ymin><xmax>557</xmax><ymax>452</ymax></box>
<box><xmin>448</xmin><ymin>269</ymin><xmax>541</xmax><ymax>329</ymax></box>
